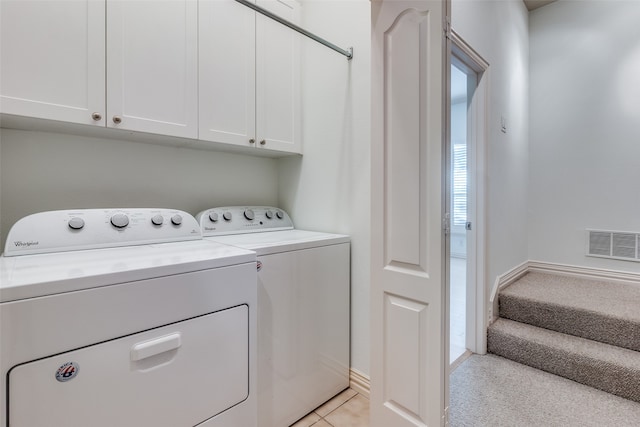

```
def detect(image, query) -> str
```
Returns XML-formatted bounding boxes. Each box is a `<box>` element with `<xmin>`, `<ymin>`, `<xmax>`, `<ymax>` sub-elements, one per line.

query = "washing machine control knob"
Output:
<box><xmin>244</xmin><ymin>209</ymin><xmax>255</xmax><ymax>220</ymax></box>
<box><xmin>209</xmin><ymin>212</ymin><xmax>219</xmax><ymax>222</ymax></box>
<box><xmin>265</xmin><ymin>210</ymin><xmax>273</xmax><ymax>219</ymax></box>
<box><xmin>223</xmin><ymin>212</ymin><xmax>232</xmax><ymax>221</ymax></box>
<box><xmin>151</xmin><ymin>215</ymin><xmax>164</xmax><ymax>226</ymax></box>
<box><xmin>171</xmin><ymin>214</ymin><xmax>183</xmax><ymax>226</ymax></box>
<box><xmin>68</xmin><ymin>217</ymin><xmax>85</xmax><ymax>230</ymax></box>
<box><xmin>276</xmin><ymin>210</ymin><xmax>284</xmax><ymax>219</ymax></box>
<box><xmin>110</xmin><ymin>213</ymin><xmax>129</xmax><ymax>229</ymax></box>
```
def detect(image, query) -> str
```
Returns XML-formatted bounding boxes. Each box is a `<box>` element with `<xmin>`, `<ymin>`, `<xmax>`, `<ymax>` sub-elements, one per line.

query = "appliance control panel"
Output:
<box><xmin>3</xmin><ymin>209</ymin><xmax>202</xmax><ymax>256</ymax></box>
<box><xmin>196</xmin><ymin>206</ymin><xmax>294</xmax><ymax>236</ymax></box>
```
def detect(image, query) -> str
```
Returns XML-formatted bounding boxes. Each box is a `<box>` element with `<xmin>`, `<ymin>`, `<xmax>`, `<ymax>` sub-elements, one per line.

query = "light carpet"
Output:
<box><xmin>450</xmin><ymin>354</ymin><xmax>640</xmax><ymax>427</ymax></box>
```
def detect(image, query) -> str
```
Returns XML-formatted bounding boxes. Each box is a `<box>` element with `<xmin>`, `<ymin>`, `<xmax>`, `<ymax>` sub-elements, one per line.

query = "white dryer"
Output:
<box><xmin>196</xmin><ymin>206</ymin><xmax>350</xmax><ymax>427</ymax></box>
<box><xmin>0</xmin><ymin>208</ymin><xmax>257</xmax><ymax>427</ymax></box>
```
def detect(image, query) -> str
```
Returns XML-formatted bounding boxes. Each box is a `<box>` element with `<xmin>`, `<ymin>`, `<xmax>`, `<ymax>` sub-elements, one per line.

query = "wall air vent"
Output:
<box><xmin>587</xmin><ymin>230</ymin><xmax>640</xmax><ymax>262</ymax></box>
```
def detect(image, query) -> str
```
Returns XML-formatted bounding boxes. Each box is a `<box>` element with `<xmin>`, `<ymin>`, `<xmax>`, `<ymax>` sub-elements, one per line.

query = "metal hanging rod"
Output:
<box><xmin>235</xmin><ymin>0</ymin><xmax>353</xmax><ymax>61</ymax></box>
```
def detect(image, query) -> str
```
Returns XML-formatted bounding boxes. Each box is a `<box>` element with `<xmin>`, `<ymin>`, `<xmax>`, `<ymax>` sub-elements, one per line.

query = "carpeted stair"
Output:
<box><xmin>488</xmin><ymin>272</ymin><xmax>640</xmax><ymax>403</ymax></box>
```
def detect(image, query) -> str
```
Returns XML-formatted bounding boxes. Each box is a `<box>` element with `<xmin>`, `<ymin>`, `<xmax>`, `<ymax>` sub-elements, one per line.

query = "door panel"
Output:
<box><xmin>371</xmin><ymin>1</ymin><xmax>448</xmax><ymax>426</ymax></box>
<box><xmin>107</xmin><ymin>0</ymin><xmax>198</xmax><ymax>137</ymax></box>
<box><xmin>0</xmin><ymin>0</ymin><xmax>105</xmax><ymax>125</ymax></box>
<box><xmin>256</xmin><ymin>0</ymin><xmax>302</xmax><ymax>153</ymax></box>
<box><xmin>199</xmin><ymin>0</ymin><xmax>256</xmax><ymax>147</ymax></box>
<box><xmin>9</xmin><ymin>306</ymin><xmax>248</xmax><ymax>427</ymax></box>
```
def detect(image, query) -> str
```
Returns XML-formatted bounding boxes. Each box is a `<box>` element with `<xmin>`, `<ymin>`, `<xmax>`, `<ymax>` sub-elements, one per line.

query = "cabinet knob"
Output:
<box><xmin>113</xmin><ymin>115</ymin><xmax>122</xmax><ymax>124</ymax></box>
<box><xmin>249</xmin><ymin>139</ymin><xmax>255</xmax><ymax>144</ymax></box>
<box><xmin>91</xmin><ymin>112</ymin><xmax>102</xmax><ymax>121</ymax></box>
<box><xmin>260</xmin><ymin>139</ymin><xmax>266</xmax><ymax>146</ymax></box>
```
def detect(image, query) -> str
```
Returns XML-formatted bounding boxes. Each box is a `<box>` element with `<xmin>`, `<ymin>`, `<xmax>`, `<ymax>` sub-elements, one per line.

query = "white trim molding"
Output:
<box><xmin>488</xmin><ymin>261</ymin><xmax>529</xmax><ymax>323</ymax></box>
<box><xmin>528</xmin><ymin>260</ymin><xmax>640</xmax><ymax>285</ymax></box>
<box><xmin>349</xmin><ymin>368</ymin><xmax>370</xmax><ymax>398</ymax></box>
<box><xmin>489</xmin><ymin>260</ymin><xmax>640</xmax><ymax>323</ymax></box>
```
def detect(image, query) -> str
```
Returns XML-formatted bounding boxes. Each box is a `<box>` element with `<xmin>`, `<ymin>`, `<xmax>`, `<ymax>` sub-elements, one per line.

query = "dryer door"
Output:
<box><xmin>9</xmin><ymin>305</ymin><xmax>249</xmax><ymax>427</ymax></box>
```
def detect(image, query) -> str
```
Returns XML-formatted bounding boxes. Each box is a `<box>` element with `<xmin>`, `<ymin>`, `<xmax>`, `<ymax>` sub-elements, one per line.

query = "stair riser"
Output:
<box><xmin>488</xmin><ymin>328</ymin><xmax>640</xmax><ymax>403</ymax></box>
<box><xmin>499</xmin><ymin>295</ymin><xmax>640</xmax><ymax>352</ymax></box>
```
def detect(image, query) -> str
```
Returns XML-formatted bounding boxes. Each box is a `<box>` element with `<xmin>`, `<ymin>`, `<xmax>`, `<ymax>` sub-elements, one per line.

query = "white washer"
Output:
<box><xmin>196</xmin><ymin>206</ymin><xmax>350</xmax><ymax>427</ymax></box>
<box><xmin>0</xmin><ymin>208</ymin><xmax>257</xmax><ymax>427</ymax></box>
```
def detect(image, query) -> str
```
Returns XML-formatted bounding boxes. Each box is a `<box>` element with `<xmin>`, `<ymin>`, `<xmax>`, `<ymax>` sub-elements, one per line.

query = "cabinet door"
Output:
<box><xmin>107</xmin><ymin>0</ymin><xmax>198</xmax><ymax>138</ymax></box>
<box><xmin>256</xmin><ymin>0</ymin><xmax>302</xmax><ymax>154</ymax></box>
<box><xmin>199</xmin><ymin>0</ymin><xmax>256</xmax><ymax>147</ymax></box>
<box><xmin>0</xmin><ymin>0</ymin><xmax>106</xmax><ymax>125</ymax></box>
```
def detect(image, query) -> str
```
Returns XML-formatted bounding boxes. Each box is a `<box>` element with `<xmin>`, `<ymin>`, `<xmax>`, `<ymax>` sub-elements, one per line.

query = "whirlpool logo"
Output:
<box><xmin>55</xmin><ymin>362</ymin><xmax>80</xmax><ymax>382</ymax></box>
<box><xmin>14</xmin><ymin>240</ymin><xmax>39</xmax><ymax>248</ymax></box>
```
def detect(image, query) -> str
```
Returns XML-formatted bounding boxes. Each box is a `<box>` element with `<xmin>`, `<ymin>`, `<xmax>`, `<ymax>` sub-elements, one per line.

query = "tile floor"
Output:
<box><xmin>291</xmin><ymin>389</ymin><xmax>369</xmax><ymax>427</ymax></box>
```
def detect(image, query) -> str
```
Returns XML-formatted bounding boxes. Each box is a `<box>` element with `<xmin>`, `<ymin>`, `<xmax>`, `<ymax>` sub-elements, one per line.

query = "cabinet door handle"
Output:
<box><xmin>130</xmin><ymin>333</ymin><xmax>181</xmax><ymax>361</ymax></box>
<box><xmin>249</xmin><ymin>138</ymin><xmax>255</xmax><ymax>144</ymax></box>
<box><xmin>112</xmin><ymin>115</ymin><xmax>122</xmax><ymax>124</ymax></box>
<box><xmin>91</xmin><ymin>112</ymin><xmax>102</xmax><ymax>121</ymax></box>
<box><xmin>260</xmin><ymin>139</ymin><xmax>266</xmax><ymax>146</ymax></box>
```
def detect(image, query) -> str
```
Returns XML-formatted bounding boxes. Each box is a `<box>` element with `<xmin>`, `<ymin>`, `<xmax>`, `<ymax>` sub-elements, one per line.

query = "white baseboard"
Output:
<box><xmin>488</xmin><ymin>261</ymin><xmax>529</xmax><ymax>322</ymax></box>
<box><xmin>528</xmin><ymin>260</ymin><xmax>640</xmax><ymax>285</ymax></box>
<box><xmin>489</xmin><ymin>260</ymin><xmax>640</xmax><ymax>323</ymax></box>
<box><xmin>349</xmin><ymin>368</ymin><xmax>370</xmax><ymax>398</ymax></box>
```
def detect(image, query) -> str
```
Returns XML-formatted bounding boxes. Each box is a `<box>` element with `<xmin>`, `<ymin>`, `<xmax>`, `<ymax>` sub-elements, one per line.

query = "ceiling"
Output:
<box><xmin>523</xmin><ymin>0</ymin><xmax>557</xmax><ymax>11</ymax></box>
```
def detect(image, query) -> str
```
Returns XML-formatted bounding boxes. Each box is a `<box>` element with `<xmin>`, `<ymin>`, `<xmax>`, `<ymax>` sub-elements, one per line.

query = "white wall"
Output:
<box><xmin>528</xmin><ymin>0</ymin><xmax>640</xmax><ymax>273</ymax></box>
<box><xmin>278</xmin><ymin>0</ymin><xmax>371</xmax><ymax>375</ymax></box>
<box><xmin>452</xmin><ymin>1</ymin><xmax>530</xmax><ymax>297</ymax></box>
<box><xmin>0</xmin><ymin>129</ymin><xmax>279</xmax><ymax>248</ymax></box>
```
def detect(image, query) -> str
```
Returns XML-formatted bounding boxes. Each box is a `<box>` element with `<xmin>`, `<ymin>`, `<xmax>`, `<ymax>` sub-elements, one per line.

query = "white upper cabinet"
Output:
<box><xmin>199</xmin><ymin>0</ymin><xmax>301</xmax><ymax>154</ymax></box>
<box><xmin>255</xmin><ymin>0</ymin><xmax>301</xmax><ymax>154</ymax></box>
<box><xmin>199</xmin><ymin>0</ymin><xmax>256</xmax><ymax>147</ymax></box>
<box><xmin>107</xmin><ymin>0</ymin><xmax>198</xmax><ymax>138</ymax></box>
<box><xmin>1</xmin><ymin>0</ymin><xmax>197</xmax><ymax>138</ymax></box>
<box><xmin>0</xmin><ymin>0</ymin><xmax>106</xmax><ymax>126</ymax></box>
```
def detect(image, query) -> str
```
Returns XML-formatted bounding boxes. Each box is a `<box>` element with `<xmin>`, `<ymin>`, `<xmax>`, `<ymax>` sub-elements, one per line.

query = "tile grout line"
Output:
<box><xmin>313</xmin><ymin>392</ymin><xmax>361</xmax><ymax>427</ymax></box>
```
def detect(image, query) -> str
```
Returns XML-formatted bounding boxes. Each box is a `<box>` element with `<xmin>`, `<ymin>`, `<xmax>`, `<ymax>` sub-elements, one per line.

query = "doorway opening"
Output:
<box><xmin>448</xmin><ymin>33</ymin><xmax>488</xmax><ymax>369</ymax></box>
<box><xmin>449</xmin><ymin>60</ymin><xmax>472</xmax><ymax>364</ymax></box>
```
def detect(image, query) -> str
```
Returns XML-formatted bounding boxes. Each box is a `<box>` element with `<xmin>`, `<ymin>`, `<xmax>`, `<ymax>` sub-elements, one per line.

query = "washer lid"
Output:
<box><xmin>0</xmin><ymin>240</ymin><xmax>255</xmax><ymax>303</ymax></box>
<box><xmin>207</xmin><ymin>229</ymin><xmax>350</xmax><ymax>256</ymax></box>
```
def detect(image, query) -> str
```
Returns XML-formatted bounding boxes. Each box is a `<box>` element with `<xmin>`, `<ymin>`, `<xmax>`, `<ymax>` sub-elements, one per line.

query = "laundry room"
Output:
<box><xmin>1</xmin><ymin>1</ymin><xmax>371</xmax><ymax>426</ymax></box>
<box><xmin>4</xmin><ymin>0</ymin><xmax>639</xmax><ymax>426</ymax></box>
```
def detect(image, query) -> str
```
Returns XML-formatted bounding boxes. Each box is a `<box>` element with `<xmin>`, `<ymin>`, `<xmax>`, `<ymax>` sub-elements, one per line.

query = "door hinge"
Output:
<box><xmin>443</xmin><ymin>213</ymin><xmax>451</xmax><ymax>236</ymax></box>
<box><xmin>444</xmin><ymin>17</ymin><xmax>451</xmax><ymax>40</ymax></box>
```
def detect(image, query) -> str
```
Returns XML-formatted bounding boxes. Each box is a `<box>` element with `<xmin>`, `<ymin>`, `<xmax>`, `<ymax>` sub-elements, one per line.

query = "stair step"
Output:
<box><xmin>488</xmin><ymin>318</ymin><xmax>640</xmax><ymax>403</ymax></box>
<box><xmin>499</xmin><ymin>272</ymin><xmax>640</xmax><ymax>351</ymax></box>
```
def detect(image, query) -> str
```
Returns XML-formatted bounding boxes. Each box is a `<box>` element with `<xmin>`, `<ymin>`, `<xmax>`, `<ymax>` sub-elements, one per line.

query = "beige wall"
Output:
<box><xmin>0</xmin><ymin>129</ymin><xmax>279</xmax><ymax>249</ymax></box>
<box><xmin>279</xmin><ymin>0</ymin><xmax>371</xmax><ymax>375</ymax></box>
<box><xmin>528</xmin><ymin>0</ymin><xmax>640</xmax><ymax>272</ymax></box>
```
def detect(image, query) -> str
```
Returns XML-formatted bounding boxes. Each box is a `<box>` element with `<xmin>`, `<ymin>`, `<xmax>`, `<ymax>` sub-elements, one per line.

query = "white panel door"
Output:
<box><xmin>199</xmin><ymin>0</ymin><xmax>256</xmax><ymax>147</ymax></box>
<box><xmin>256</xmin><ymin>0</ymin><xmax>302</xmax><ymax>154</ymax></box>
<box><xmin>371</xmin><ymin>1</ymin><xmax>448</xmax><ymax>426</ymax></box>
<box><xmin>107</xmin><ymin>0</ymin><xmax>198</xmax><ymax>138</ymax></box>
<box><xmin>0</xmin><ymin>0</ymin><xmax>105</xmax><ymax>125</ymax></box>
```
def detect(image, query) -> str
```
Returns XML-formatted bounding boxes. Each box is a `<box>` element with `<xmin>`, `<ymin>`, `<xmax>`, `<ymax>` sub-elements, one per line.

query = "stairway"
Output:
<box><xmin>488</xmin><ymin>271</ymin><xmax>640</xmax><ymax>403</ymax></box>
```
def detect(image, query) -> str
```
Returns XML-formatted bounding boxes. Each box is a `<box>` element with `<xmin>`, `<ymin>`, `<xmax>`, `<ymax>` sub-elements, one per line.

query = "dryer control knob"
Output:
<box><xmin>111</xmin><ymin>213</ymin><xmax>129</xmax><ymax>229</ymax></box>
<box><xmin>151</xmin><ymin>215</ymin><xmax>164</xmax><ymax>226</ymax></box>
<box><xmin>223</xmin><ymin>212</ymin><xmax>232</xmax><ymax>221</ymax></box>
<box><xmin>209</xmin><ymin>212</ymin><xmax>219</xmax><ymax>222</ymax></box>
<box><xmin>68</xmin><ymin>217</ymin><xmax>85</xmax><ymax>230</ymax></box>
<box><xmin>265</xmin><ymin>210</ymin><xmax>273</xmax><ymax>219</ymax></box>
<box><xmin>244</xmin><ymin>209</ymin><xmax>255</xmax><ymax>220</ymax></box>
<box><xmin>171</xmin><ymin>214</ymin><xmax>183</xmax><ymax>226</ymax></box>
<box><xmin>276</xmin><ymin>210</ymin><xmax>284</xmax><ymax>219</ymax></box>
